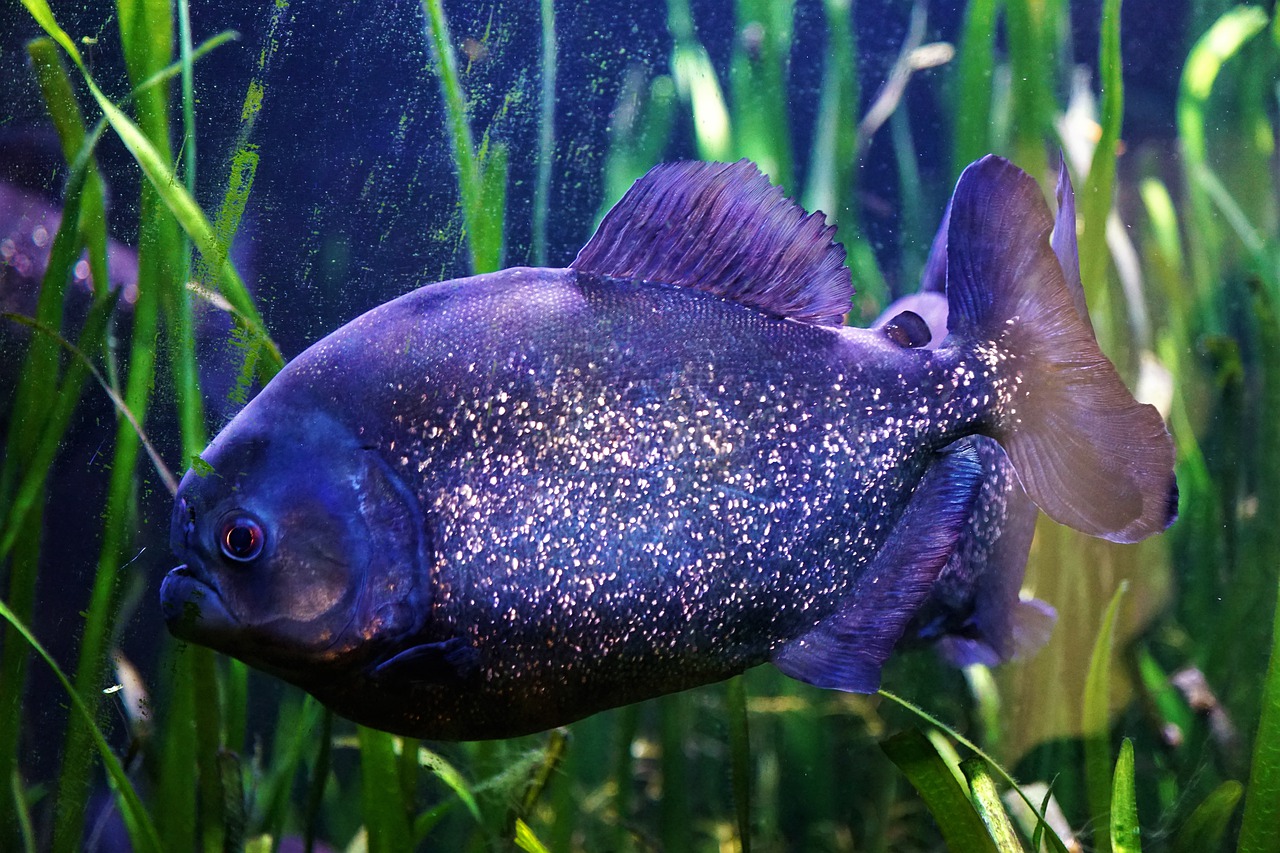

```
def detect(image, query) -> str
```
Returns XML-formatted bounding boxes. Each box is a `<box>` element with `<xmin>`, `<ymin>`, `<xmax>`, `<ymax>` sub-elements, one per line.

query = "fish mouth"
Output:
<box><xmin>160</xmin><ymin>563</ymin><xmax>237</xmax><ymax>641</ymax></box>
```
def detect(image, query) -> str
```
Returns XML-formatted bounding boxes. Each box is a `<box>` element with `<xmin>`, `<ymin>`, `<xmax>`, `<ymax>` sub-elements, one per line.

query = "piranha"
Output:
<box><xmin>163</xmin><ymin>155</ymin><xmax>1176</xmax><ymax>740</ymax></box>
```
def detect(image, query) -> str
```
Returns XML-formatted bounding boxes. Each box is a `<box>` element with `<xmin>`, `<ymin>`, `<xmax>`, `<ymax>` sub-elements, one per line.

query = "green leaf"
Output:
<box><xmin>358</xmin><ymin>727</ymin><xmax>413</xmax><ymax>853</ymax></box>
<box><xmin>1176</xmin><ymin>5</ymin><xmax>1269</xmax><ymax>332</ymax></box>
<box><xmin>879</xmin><ymin>690</ymin><xmax>1071</xmax><ymax>853</ymax></box>
<box><xmin>802</xmin><ymin>0</ymin><xmax>857</xmax><ymax>225</ymax></box>
<box><xmin>421</xmin><ymin>0</ymin><xmax>507</xmax><ymax>274</ymax></box>
<box><xmin>417</xmin><ymin>745</ymin><xmax>481</xmax><ymax>823</ymax></box>
<box><xmin>951</xmin><ymin>0</ymin><xmax>999</xmax><ymax>177</ymax></box>
<box><xmin>730</xmin><ymin>0</ymin><xmax>795</xmax><ymax>189</ymax></box>
<box><xmin>530</xmin><ymin>0</ymin><xmax>556</xmax><ymax>267</ymax></box>
<box><xmin>1240</xmin><ymin>395</ymin><xmax>1280</xmax><ymax>853</ymax></box>
<box><xmin>667</xmin><ymin>0</ymin><xmax>732</xmax><ymax>161</ymax></box>
<box><xmin>726</xmin><ymin>676</ymin><xmax>752</xmax><ymax>853</ymax></box>
<box><xmin>1110</xmin><ymin>739</ymin><xmax>1141</xmax><ymax>853</ymax></box>
<box><xmin>1084</xmin><ymin>582</ymin><xmax>1128</xmax><ymax>853</ymax></box>
<box><xmin>19</xmin><ymin>0</ymin><xmax>282</xmax><ymax>377</ymax></box>
<box><xmin>881</xmin><ymin>729</ymin><xmax>1000</xmax><ymax>853</ymax></box>
<box><xmin>0</xmin><ymin>599</ymin><xmax>162</xmax><ymax>853</ymax></box>
<box><xmin>961</xmin><ymin>758</ymin><xmax>1023</xmax><ymax>853</ymax></box>
<box><xmin>1077</xmin><ymin>0</ymin><xmax>1125</xmax><ymax>345</ymax></box>
<box><xmin>1175</xmin><ymin>780</ymin><xmax>1240</xmax><ymax>853</ymax></box>
<box><xmin>513</xmin><ymin>818</ymin><xmax>553</xmax><ymax>853</ymax></box>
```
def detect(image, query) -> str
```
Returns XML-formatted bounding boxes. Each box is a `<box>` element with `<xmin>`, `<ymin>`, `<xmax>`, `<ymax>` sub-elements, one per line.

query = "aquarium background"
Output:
<box><xmin>1</xmin><ymin>0</ymin><xmax>1278</xmax><ymax>850</ymax></box>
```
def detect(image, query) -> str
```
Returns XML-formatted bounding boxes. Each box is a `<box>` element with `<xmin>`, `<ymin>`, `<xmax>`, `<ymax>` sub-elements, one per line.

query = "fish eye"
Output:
<box><xmin>882</xmin><ymin>310</ymin><xmax>932</xmax><ymax>349</ymax></box>
<box><xmin>219</xmin><ymin>513</ymin><xmax>265</xmax><ymax>563</ymax></box>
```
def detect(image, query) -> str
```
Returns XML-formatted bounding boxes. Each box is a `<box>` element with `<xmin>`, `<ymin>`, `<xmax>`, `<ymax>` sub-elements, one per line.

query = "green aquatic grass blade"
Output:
<box><xmin>0</xmin><ymin>306</ymin><xmax>176</xmax><ymax>544</ymax></box>
<box><xmin>1135</xmin><ymin>647</ymin><xmax>1194</xmax><ymax>759</ymax></box>
<box><xmin>598</xmin><ymin>71</ymin><xmax>676</xmax><ymax>218</ymax></box>
<box><xmin>1110</xmin><ymin>739</ymin><xmax>1140</xmax><ymax>853</ymax></box>
<box><xmin>667</xmin><ymin>0</ymin><xmax>732</xmax><ymax>161</ymax></box>
<box><xmin>421</xmin><ymin>0</ymin><xmax>506</xmax><ymax>274</ymax></box>
<box><xmin>1175</xmin><ymin>780</ymin><xmax>1241</xmax><ymax>853</ymax></box>
<box><xmin>531</xmin><ymin>0</ymin><xmax>556</xmax><ymax>266</ymax></box>
<box><xmin>880</xmin><ymin>729</ymin><xmax>1000</xmax><ymax>853</ymax></box>
<box><xmin>303</xmin><ymin>707</ymin><xmax>333</xmax><ymax>852</ymax></box>
<box><xmin>358</xmin><ymin>727</ymin><xmax>413</xmax><ymax>853</ymax></box>
<box><xmin>1239</xmin><ymin>287</ymin><xmax>1280</xmax><ymax>853</ymax></box>
<box><xmin>1078</xmin><ymin>0</ymin><xmax>1124</xmax><ymax>343</ymax></box>
<box><xmin>0</xmin><ymin>43</ymin><xmax>105</xmax><ymax>823</ymax></box>
<box><xmin>1002</xmin><ymin>0</ymin><xmax>1052</xmax><ymax>176</ymax></box>
<box><xmin>726</xmin><ymin>676</ymin><xmax>752</xmax><ymax>853</ymax></box>
<box><xmin>159</xmin><ymin>5</ymin><xmax>230</xmax><ymax>851</ymax></box>
<box><xmin>169</xmin><ymin>0</ymin><xmax>208</xmax><ymax>458</ymax></box>
<box><xmin>951</xmin><ymin>0</ymin><xmax>999</xmax><ymax>177</ymax></box>
<box><xmin>19</xmin><ymin>0</ymin><xmax>282</xmax><ymax>377</ymax></box>
<box><xmin>1196</xmin><ymin>165</ymin><xmax>1271</xmax><ymax>267</ymax></box>
<box><xmin>611</xmin><ymin>703</ymin><xmax>640</xmax><ymax>852</ymax></box>
<box><xmin>0</xmin><ymin>599</ymin><xmax>162</xmax><ymax>853</ymax></box>
<box><xmin>252</xmin><ymin>693</ymin><xmax>323</xmax><ymax>839</ymax></box>
<box><xmin>730</xmin><ymin>0</ymin><xmax>794</xmax><ymax>188</ymax></box>
<box><xmin>219</xmin><ymin>751</ymin><xmax>246</xmax><ymax>853</ymax></box>
<box><xmin>9</xmin><ymin>769</ymin><xmax>36</xmax><ymax>853</ymax></box>
<box><xmin>1176</xmin><ymin>5</ymin><xmax>1268</xmax><ymax>332</ymax></box>
<box><xmin>1084</xmin><ymin>582</ymin><xmax>1128</xmax><ymax>853</ymax></box>
<box><xmin>961</xmin><ymin>758</ymin><xmax>1022</xmax><ymax>853</ymax></box>
<box><xmin>879</xmin><ymin>690</ymin><xmax>1070</xmax><ymax>853</ymax></box>
<box><xmin>801</xmin><ymin>0</ymin><xmax>856</xmax><ymax>226</ymax></box>
<box><xmin>25</xmin><ymin>37</ymin><xmax>111</xmax><ymax>298</ymax></box>
<box><xmin>417</xmin><ymin>746</ymin><xmax>482</xmax><ymax>824</ymax></box>
<box><xmin>514</xmin><ymin>818</ymin><xmax>553</xmax><ymax>853</ymax></box>
<box><xmin>513</xmin><ymin>730</ymin><xmax>567</xmax><ymax>833</ymax></box>
<box><xmin>474</xmin><ymin>139</ymin><xmax>508</xmax><ymax>275</ymax></box>
<box><xmin>659</xmin><ymin>693</ymin><xmax>693</xmax><ymax>852</ymax></box>
<box><xmin>845</xmin><ymin>235</ymin><xmax>889</xmax><ymax>321</ymax></box>
<box><xmin>891</xmin><ymin>104</ymin><xmax>925</xmax><ymax>285</ymax></box>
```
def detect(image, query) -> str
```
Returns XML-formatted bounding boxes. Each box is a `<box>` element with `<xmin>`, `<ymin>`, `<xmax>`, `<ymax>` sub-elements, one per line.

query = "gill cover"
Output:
<box><xmin>163</xmin><ymin>402</ymin><xmax>429</xmax><ymax>678</ymax></box>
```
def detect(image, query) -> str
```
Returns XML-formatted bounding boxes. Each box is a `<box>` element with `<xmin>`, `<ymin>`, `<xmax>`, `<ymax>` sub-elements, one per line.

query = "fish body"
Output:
<box><xmin>163</xmin><ymin>157</ymin><xmax>1176</xmax><ymax>739</ymax></box>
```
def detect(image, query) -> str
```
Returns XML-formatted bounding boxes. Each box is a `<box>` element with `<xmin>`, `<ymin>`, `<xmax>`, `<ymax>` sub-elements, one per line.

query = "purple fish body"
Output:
<box><xmin>163</xmin><ymin>157</ymin><xmax>1176</xmax><ymax>739</ymax></box>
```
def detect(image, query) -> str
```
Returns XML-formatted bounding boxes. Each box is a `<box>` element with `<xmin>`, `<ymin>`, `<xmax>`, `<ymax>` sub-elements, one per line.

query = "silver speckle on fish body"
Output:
<box><xmin>163</xmin><ymin>158</ymin><xmax>1177</xmax><ymax>739</ymax></box>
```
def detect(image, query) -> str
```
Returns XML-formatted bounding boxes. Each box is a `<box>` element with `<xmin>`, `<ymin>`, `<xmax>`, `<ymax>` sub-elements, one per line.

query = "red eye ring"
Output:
<box><xmin>219</xmin><ymin>513</ymin><xmax>265</xmax><ymax>563</ymax></box>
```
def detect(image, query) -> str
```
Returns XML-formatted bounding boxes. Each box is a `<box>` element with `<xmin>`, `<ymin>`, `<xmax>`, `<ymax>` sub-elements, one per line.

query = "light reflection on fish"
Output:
<box><xmin>162</xmin><ymin>156</ymin><xmax>1176</xmax><ymax>740</ymax></box>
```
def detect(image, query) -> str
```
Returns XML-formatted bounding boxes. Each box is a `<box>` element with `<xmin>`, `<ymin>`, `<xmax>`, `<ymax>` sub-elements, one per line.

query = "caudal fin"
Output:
<box><xmin>945</xmin><ymin>155</ymin><xmax>1177</xmax><ymax>543</ymax></box>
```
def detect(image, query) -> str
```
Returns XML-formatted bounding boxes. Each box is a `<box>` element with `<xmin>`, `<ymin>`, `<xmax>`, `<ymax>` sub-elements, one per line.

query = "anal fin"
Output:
<box><xmin>908</xmin><ymin>438</ymin><xmax>1055</xmax><ymax>667</ymax></box>
<box><xmin>771</xmin><ymin>443</ymin><xmax>984</xmax><ymax>692</ymax></box>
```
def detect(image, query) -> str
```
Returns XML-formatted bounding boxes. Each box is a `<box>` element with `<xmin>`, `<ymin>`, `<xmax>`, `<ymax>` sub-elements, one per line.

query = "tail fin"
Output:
<box><xmin>945</xmin><ymin>156</ymin><xmax>1177</xmax><ymax>543</ymax></box>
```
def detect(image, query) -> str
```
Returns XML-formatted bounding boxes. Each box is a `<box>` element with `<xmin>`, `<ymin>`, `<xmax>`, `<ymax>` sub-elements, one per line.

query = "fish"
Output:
<box><xmin>162</xmin><ymin>155</ymin><xmax>1177</xmax><ymax>740</ymax></box>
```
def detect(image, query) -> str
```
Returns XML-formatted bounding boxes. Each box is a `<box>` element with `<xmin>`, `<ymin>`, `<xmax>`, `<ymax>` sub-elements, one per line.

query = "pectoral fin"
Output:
<box><xmin>771</xmin><ymin>443</ymin><xmax>984</xmax><ymax>692</ymax></box>
<box><xmin>369</xmin><ymin>637</ymin><xmax>480</xmax><ymax>685</ymax></box>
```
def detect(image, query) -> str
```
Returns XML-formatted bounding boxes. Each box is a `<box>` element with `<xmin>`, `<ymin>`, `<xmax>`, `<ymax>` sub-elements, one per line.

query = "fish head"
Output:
<box><xmin>161</xmin><ymin>399</ymin><xmax>429</xmax><ymax>681</ymax></box>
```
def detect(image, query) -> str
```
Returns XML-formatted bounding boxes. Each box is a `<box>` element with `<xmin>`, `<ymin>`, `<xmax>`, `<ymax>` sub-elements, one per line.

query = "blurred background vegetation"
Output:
<box><xmin>2</xmin><ymin>0</ymin><xmax>1280</xmax><ymax>850</ymax></box>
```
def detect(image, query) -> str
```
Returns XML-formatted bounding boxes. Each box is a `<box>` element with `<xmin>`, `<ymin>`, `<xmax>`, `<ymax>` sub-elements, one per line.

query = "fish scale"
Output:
<box><xmin>162</xmin><ymin>157</ymin><xmax>1176</xmax><ymax>739</ymax></box>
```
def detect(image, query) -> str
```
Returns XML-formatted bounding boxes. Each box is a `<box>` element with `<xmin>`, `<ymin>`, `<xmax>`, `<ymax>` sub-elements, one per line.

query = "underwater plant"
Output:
<box><xmin>3</xmin><ymin>1</ymin><xmax>1280</xmax><ymax>851</ymax></box>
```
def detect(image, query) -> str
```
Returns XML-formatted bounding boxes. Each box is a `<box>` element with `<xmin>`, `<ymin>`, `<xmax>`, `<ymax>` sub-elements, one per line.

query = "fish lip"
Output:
<box><xmin>160</xmin><ymin>562</ymin><xmax>237</xmax><ymax>637</ymax></box>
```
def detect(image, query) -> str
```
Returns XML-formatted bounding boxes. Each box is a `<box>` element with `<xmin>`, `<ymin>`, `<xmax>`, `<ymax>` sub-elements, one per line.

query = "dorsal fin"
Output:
<box><xmin>570</xmin><ymin>160</ymin><xmax>853</xmax><ymax>327</ymax></box>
